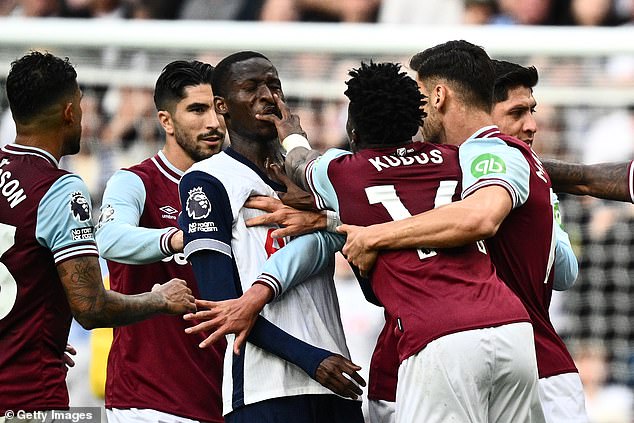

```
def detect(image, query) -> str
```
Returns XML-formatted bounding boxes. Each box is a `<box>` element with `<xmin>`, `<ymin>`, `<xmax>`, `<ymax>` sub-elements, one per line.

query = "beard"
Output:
<box><xmin>174</xmin><ymin>125</ymin><xmax>218</xmax><ymax>163</ymax></box>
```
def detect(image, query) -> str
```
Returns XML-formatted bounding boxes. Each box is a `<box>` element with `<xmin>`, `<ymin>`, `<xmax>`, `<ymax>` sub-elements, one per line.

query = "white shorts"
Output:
<box><xmin>368</xmin><ymin>399</ymin><xmax>395</xmax><ymax>423</ymax></box>
<box><xmin>106</xmin><ymin>408</ymin><xmax>201</xmax><ymax>423</ymax></box>
<box><xmin>538</xmin><ymin>373</ymin><xmax>589</xmax><ymax>423</ymax></box>
<box><xmin>395</xmin><ymin>322</ymin><xmax>546</xmax><ymax>423</ymax></box>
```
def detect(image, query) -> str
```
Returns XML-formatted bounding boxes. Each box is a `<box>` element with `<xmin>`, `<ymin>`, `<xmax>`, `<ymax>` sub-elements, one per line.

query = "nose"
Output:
<box><xmin>256</xmin><ymin>84</ymin><xmax>275</xmax><ymax>102</ymax></box>
<box><xmin>524</xmin><ymin>113</ymin><xmax>537</xmax><ymax>137</ymax></box>
<box><xmin>206</xmin><ymin>108</ymin><xmax>221</xmax><ymax>130</ymax></box>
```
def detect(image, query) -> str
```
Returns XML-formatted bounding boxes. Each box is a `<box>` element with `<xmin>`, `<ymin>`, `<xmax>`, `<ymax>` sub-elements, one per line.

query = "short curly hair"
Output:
<box><xmin>344</xmin><ymin>61</ymin><xmax>425</xmax><ymax>147</ymax></box>
<box><xmin>7</xmin><ymin>51</ymin><xmax>78</xmax><ymax>124</ymax></box>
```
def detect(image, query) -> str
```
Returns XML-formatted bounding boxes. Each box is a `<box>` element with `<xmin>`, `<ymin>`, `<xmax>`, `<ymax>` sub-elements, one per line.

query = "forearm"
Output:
<box><xmin>543</xmin><ymin>159</ymin><xmax>632</xmax><ymax>201</ymax></box>
<box><xmin>58</xmin><ymin>256</ymin><xmax>165</xmax><ymax>329</ymax></box>
<box><xmin>285</xmin><ymin>147</ymin><xmax>321</xmax><ymax>191</ymax></box>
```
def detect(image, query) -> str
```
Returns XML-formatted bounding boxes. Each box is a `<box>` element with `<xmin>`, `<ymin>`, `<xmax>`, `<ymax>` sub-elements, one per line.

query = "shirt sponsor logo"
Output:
<box><xmin>71</xmin><ymin>227</ymin><xmax>94</xmax><ymax>241</ymax></box>
<box><xmin>70</xmin><ymin>191</ymin><xmax>91</xmax><ymax>222</ymax></box>
<box><xmin>470</xmin><ymin>154</ymin><xmax>506</xmax><ymax>177</ymax></box>
<box><xmin>186</xmin><ymin>187</ymin><xmax>211</xmax><ymax>220</ymax></box>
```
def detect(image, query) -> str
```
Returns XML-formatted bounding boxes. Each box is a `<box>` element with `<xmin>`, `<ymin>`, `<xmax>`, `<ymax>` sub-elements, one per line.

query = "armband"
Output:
<box><xmin>282</xmin><ymin>134</ymin><xmax>311</xmax><ymax>153</ymax></box>
<box><xmin>325</xmin><ymin>210</ymin><xmax>341</xmax><ymax>233</ymax></box>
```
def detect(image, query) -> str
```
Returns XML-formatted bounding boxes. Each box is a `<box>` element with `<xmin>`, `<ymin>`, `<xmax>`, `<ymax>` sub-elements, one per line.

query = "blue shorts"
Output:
<box><xmin>225</xmin><ymin>394</ymin><xmax>363</xmax><ymax>423</ymax></box>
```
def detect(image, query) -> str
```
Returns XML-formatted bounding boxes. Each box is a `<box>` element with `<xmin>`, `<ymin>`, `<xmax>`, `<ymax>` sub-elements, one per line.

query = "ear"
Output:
<box><xmin>434</xmin><ymin>84</ymin><xmax>447</xmax><ymax>111</ymax></box>
<box><xmin>63</xmin><ymin>102</ymin><xmax>74</xmax><ymax>125</ymax></box>
<box><xmin>158</xmin><ymin>110</ymin><xmax>174</xmax><ymax>135</ymax></box>
<box><xmin>214</xmin><ymin>97</ymin><xmax>228</xmax><ymax>115</ymax></box>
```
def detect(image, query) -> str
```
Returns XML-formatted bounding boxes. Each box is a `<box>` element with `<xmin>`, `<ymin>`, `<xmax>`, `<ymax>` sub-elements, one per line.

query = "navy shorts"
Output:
<box><xmin>225</xmin><ymin>394</ymin><xmax>364</xmax><ymax>423</ymax></box>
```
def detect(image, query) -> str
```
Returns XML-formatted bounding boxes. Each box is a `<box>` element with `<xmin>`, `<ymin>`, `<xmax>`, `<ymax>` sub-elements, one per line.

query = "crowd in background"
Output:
<box><xmin>1</xmin><ymin>0</ymin><xmax>634</xmax><ymax>26</ymax></box>
<box><xmin>1</xmin><ymin>1</ymin><xmax>633</xmax><ymax>422</ymax></box>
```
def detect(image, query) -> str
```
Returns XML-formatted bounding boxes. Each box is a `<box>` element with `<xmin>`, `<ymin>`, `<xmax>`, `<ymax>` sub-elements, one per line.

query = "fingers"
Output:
<box><xmin>245</xmin><ymin>214</ymin><xmax>274</xmax><ymax>228</ymax></box>
<box><xmin>245</xmin><ymin>195</ymin><xmax>282</xmax><ymax>213</ymax></box>
<box><xmin>233</xmin><ymin>331</ymin><xmax>248</xmax><ymax>356</ymax></box>
<box><xmin>65</xmin><ymin>344</ymin><xmax>77</xmax><ymax>355</ymax></box>
<box><xmin>63</xmin><ymin>354</ymin><xmax>76</xmax><ymax>368</ymax></box>
<box><xmin>336</xmin><ymin>224</ymin><xmax>349</xmax><ymax>235</ymax></box>
<box><xmin>199</xmin><ymin>331</ymin><xmax>225</xmax><ymax>349</ymax></box>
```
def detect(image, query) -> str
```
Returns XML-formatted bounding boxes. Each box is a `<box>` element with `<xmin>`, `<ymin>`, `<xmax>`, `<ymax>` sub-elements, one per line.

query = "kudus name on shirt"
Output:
<box><xmin>368</xmin><ymin>149</ymin><xmax>444</xmax><ymax>172</ymax></box>
<box><xmin>0</xmin><ymin>158</ymin><xmax>27</xmax><ymax>208</ymax></box>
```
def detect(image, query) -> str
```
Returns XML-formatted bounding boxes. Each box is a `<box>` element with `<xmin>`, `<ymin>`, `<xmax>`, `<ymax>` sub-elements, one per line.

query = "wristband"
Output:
<box><xmin>282</xmin><ymin>133</ymin><xmax>311</xmax><ymax>152</ymax></box>
<box><xmin>325</xmin><ymin>210</ymin><xmax>341</xmax><ymax>233</ymax></box>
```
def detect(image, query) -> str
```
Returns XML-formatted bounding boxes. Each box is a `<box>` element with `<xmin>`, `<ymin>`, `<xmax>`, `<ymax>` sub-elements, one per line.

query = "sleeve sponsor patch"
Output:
<box><xmin>186</xmin><ymin>187</ymin><xmax>212</xmax><ymax>220</ymax></box>
<box><xmin>95</xmin><ymin>204</ymin><xmax>115</xmax><ymax>230</ymax></box>
<box><xmin>69</xmin><ymin>191</ymin><xmax>91</xmax><ymax>222</ymax></box>
<box><xmin>470</xmin><ymin>153</ymin><xmax>507</xmax><ymax>177</ymax></box>
<box><xmin>71</xmin><ymin>227</ymin><xmax>94</xmax><ymax>241</ymax></box>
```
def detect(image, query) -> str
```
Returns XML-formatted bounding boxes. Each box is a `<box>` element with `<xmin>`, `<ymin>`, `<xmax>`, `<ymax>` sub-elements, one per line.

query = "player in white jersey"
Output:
<box><xmin>178</xmin><ymin>51</ymin><xmax>365</xmax><ymax>423</ymax></box>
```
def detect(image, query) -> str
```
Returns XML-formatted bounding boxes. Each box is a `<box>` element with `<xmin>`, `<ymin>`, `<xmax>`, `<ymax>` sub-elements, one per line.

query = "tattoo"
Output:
<box><xmin>543</xmin><ymin>159</ymin><xmax>631</xmax><ymax>202</ymax></box>
<box><xmin>285</xmin><ymin>148</ymin><xmax>321</xmax><ymax>191</ymax></box>
<box><xmin>58</xmin><ymin>256</ymin><xmax>163</xmax><ymax>328</ymax></box>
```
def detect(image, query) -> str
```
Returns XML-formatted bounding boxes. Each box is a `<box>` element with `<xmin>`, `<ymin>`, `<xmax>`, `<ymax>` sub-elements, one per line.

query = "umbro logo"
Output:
<box><xmin>160</xmin><ymin>205</ymin><xmax>178</xmax><ymax>220</ymax></box>
<box><xmin>160</xmin><ymin>206</ymin><xmax>178</xmax><ymax>215</ymax></box>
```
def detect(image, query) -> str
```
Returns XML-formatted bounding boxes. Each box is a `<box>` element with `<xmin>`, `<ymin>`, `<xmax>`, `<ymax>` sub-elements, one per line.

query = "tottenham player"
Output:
<box><xmin>187</xmin><ymin>60</ymin><xmax>546</xmax><ymax>423</ymax></box>
<box><xmin>177</xmin><ymin>51</ymin><xmax>365</xmax><ymax>423</ymax></box>
<box><xmin>0</xmin><ymin>52</ymin><xmax>194</xmax><ymax>417</ymax></box>
<box><xmin>95</xmin><ymin>60</ymin><xmax>225</xmax><ymax>423</ymax></box>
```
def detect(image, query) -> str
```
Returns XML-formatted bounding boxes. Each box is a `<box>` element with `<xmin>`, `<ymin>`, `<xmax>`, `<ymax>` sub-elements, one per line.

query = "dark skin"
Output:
<box><xmin>185</xmin><ymin>56</ymin><xmax>365</xmax><ymax>400</ymax></box>
<box><xmin>542</xmin><ymin>158</ymin><xmax>631</xmax><ymax>202</ymax></box>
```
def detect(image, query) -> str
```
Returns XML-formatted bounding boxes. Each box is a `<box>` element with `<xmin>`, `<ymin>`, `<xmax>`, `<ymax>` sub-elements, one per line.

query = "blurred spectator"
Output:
<box><xmin>560</xmin><ymin>0</ymin><xmax>620</xmax><ymax>26</ymax></box>
<box><xmin>463</xmin><ymin>0</ymin><xmax>497</xmax><ymax>24</ymax></box>
<box><xmin>8</xmin><ymin>0</ymin><xmax>67</xmax><ymax>16</ymax></box>
<box><xmin>0</xmin><ymin>109</ymin><xmax>16</xmax><ymax>147</ymax></box>
<box><xmin>261</xmin><ymin>0</ymin><xmax>380</xmax><ymax>22</ymax></box>
<box><xmin>378</xmin><ymin>0</ymin><xmax>464</xmax><ymax>25</ymax></box>
<box><xmin>573</xmin><ymin>341</ymin><xmax>633</xmax><ymax>423</ymax></box>
<box><xmin>178</xmin><ymin>0</ymin><xmax>263</xmax><ymax>20</ymax></box>
<box><xmin>581</xmin><ymin>105</ymin><xmax>634</xmax><ymax>165</ymax></box>
<box><xmin>492</xmin><ymin>0</ymin><xmax>557</xmax><ymax>24</ymax></box>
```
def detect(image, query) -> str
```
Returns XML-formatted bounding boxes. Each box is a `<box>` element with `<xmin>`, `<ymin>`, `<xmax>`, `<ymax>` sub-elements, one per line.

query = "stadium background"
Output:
<box><xmin>0</xmin><ymin>1</ymin><xmax>633</xmax><ymax>422</ymax></box>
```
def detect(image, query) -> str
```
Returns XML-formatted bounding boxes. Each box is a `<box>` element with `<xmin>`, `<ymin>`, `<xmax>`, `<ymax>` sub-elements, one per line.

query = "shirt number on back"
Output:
<box><xmin>365</xmin><ymin>181</ymin><xmax>458</xmax><ymax>260</ymax></box>
<box><xmin>0</xmin><ymin>223</ymin><xmax>18</xmax><ymax>320</ymax></box>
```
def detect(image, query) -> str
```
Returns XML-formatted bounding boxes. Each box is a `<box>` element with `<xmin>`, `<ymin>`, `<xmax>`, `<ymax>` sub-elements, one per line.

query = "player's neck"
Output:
<box><xmin>14</xmin><ymin>131</ymin><xmax>64</xmax><ymax>161</ymax></box>
<box><xmin>162</xmin><ymin>144</ymin><xmax>194</xmax><ymax>172</ymax></box>
<box><xmin>445</xmin><ymin>108</ymin><xmax>494</xmax><ymax>146</ymax></box>
<box><xmin>230</xmin><ymin>137</ymin><xmax>284</xmax><ymax>174</ymax></box>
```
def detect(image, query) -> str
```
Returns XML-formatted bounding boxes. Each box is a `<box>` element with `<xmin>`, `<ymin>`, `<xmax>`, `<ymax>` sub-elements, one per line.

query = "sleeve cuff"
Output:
<box><xmin>282</xmin><ymin>133</ymin><xmax>311</xmax><ymax>152</ymax></box>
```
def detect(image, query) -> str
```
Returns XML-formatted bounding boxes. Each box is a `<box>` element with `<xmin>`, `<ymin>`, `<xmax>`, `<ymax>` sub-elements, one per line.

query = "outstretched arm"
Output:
<box><xmin>543</xmin><ymin>158</ymin><xmax>633</xmax><ymax>202</ymax></box>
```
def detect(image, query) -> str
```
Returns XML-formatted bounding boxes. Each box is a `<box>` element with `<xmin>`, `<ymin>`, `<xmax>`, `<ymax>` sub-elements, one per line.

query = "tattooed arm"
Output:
<box><xmin>542</xmin><ymin>159</ymin><xmax>633</xmax><ymax>202</ymax></box>
<box><xmin>57</xmin><ymin>256</ymin><xmax>195</xmax><ymax>330</ymax></box>
<box><xmin>285</xmin><ymin>147</ymin><xmax>322</xmax><ymax>191</ymax></box>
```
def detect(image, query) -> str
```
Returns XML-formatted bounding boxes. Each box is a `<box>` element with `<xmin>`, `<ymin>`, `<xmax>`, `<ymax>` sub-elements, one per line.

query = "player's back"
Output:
<box><xmin>322</xmin><ymin>142</ymin><xmax>529</xmax><ymax>362</ymax></box>
<box><xmin>104</xmin><ymin>154</ymin><xmax>223</xmax><ymax>422</ymax></box>
<box><xmin>470</xmin><ymin>132</ymin><xmax>577</xmax><ymax>378</ymax></box>
<box><xmin>0</xmin><ymin>144</ymin><xmax>84</xmax><ymax>412</ymax></box>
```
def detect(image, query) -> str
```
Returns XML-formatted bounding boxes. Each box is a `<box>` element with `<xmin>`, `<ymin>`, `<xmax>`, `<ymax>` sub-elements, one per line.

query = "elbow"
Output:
<box><xmin>461</xmin><ymin>214</ymin><xmax>501</xmax><ymax>241</ymax></box>
<box><xmin>73</xmin><ymin>313</ymin><xmax>100</xmax><ymax>330</ymax></box>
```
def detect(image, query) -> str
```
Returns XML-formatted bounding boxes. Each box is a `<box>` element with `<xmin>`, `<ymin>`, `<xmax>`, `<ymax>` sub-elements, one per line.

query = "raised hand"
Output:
<box><xmin>255</xmin><ymin>93</ymin><xmax>305</xmax><ymax>141</ymax></box>
<box><xmin>315</xmin><ymin>354</ymin><xmax>366</xmax><ymax>400</ymax></box>
<box><xmin>151</xmin><ymin>278</ymin><xmax>196</xmax><ymax>315</ymax></box>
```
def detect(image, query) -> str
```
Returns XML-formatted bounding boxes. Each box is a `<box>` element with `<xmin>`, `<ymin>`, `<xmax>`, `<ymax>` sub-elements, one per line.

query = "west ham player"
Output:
<box><xmin>95</xmin><ymin>60</ymin><xmax>225</xmax><ymax>423</ymax></box>
<box><xmin>0</xmin><ymin>52</ymin><xmax>194</xmax><ymax>416</ymax></box>
<box><xmin>189</xmin><ymin>61</ymin><xmax>545</xmax><ymax>423</ymax></box>
<box><xmin>339</xmin><ymin>41</ymin><xmax>583</xmax><ymax>421</ymax></box>
<box><xmin>177</xmin><ymin>51</ymin><xmax>365</xmax><ymax>423</ymax></box>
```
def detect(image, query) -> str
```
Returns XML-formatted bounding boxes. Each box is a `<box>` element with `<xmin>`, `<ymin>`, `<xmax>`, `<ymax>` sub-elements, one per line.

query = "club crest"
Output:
<box><xmin>69</xmin><ymin>191</ymin><xmax>91</xmax><ymax>222</ymax></box>
<box><xmin>95</xmin><ymin>204</ymin><xmax>115</xmax><ymax>230</ymax></box>
<box><xmin>186</xmin><ymin>187</ymin><xmax>212</xmax><ymax>220</ymax></box>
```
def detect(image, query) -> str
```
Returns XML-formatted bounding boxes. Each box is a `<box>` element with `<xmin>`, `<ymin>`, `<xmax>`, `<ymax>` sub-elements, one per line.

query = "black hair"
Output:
<box><xmin>6</xmin><ymin>51</ymin><xmax>77</xmax><ymax>124</ymax></box>
<box><xmin>492</xmin><ymin>60</ymin><xmax>538</xmax><ymax>104</ymax></box>
<box><xmin>410</xmin><ymin>40</ymin><xmax>495</xmax><ymax>112</ymax></box>
<box><xmin>212</xmin><ymin>51</ymin><xmax>270</xmax><ymax>97</ymax></box>
<box><xmin>344</xmin><ymin>61</ymin><xmax>425</xmax><ymax>147</ymax></box>
<box><xmin>153</xmin><ymin>60</ymin><xmax>214</xmax><ymax>113</ymax></box>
